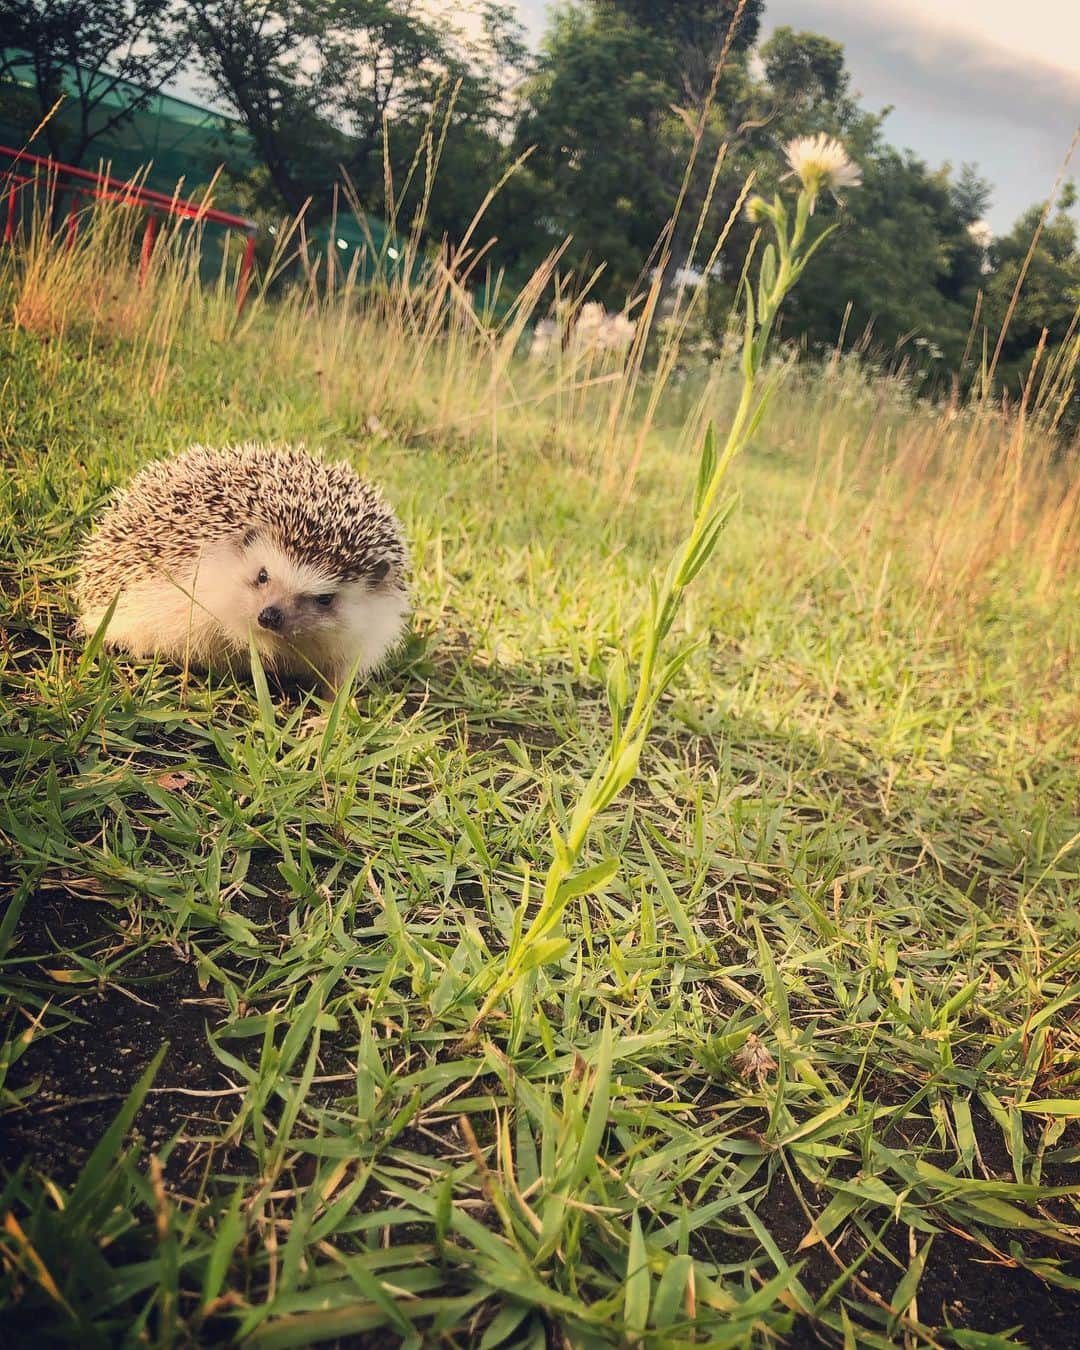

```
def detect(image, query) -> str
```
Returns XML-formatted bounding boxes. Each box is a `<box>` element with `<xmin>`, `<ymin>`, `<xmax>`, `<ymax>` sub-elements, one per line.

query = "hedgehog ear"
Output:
<box><xmin>367</xmin><ymin>559</ymin><xmax>391</xmax><ymax>586</ymax></box>
<box><xmin>239</xmin><ymin>527</ymin><xmax>260</xmax><ymax>550</ymax></box>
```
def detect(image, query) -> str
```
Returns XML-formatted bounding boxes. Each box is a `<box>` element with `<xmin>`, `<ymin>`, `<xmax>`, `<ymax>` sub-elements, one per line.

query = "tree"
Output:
<box><xmin>0</xmin><ymin>1</ymin><xmax>190</xmax><ymax>165</ymax></box>
<box><xmin>187</xmin><ymin>0</ymin><xmax>339</xmax><ymax>213</ymax></box>
<box><xmin>340</xmin><ymin>2</ymin><xmax>529</xmax><ymax>237</ymax></box>
<box><xmin>982</xmin><ymin>187</ymin><xmax>1080</xmax><ymax>403</ymax></box>
<box><xmin>600</xmin><ymin>0</ymin><xmax>763</xmax><ymax>108</ymax></box>
<box><xmin>188</xmin><ymin>0</ymin><xmax>526</xmax><ymax>227</ymax></box>
<box><xmin>513</xmin><ymin>0</ymin><xmax>783</xmax><ymax>307</ymax></box>
<box><xmin>760</xmin><ymin>26</ymin><xmax>849</xmax><ymax>117</ymax></box>
<box><xmin>951</xmin><ymin>162</ymin><xmax>992</xmax><ymax>225</ymax></box>
<box><xmin>512</xmin><ymin>5</ymin><xmax>681</xmax><ymax>302</ymax></box>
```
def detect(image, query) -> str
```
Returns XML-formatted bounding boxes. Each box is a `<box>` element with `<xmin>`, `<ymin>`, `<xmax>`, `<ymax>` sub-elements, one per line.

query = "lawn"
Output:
<box><xmin>1</xmin><ymin>202</ymin><xmax>1078</xmax><ymax>1348</ymax></box>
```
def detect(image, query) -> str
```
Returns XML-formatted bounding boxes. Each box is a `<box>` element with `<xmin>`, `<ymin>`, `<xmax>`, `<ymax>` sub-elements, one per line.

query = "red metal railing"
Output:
<box><xmin>0</xmin><ymin>144</ymin><xmax>259</xmax><ymax>311</ymax></box>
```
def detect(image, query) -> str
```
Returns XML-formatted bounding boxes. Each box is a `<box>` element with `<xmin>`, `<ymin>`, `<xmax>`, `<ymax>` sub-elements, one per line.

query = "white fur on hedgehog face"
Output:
<box><xmin>195</xmin><ymin>531</ymin><xmax>403</xmax><ymax>679</ymax></box>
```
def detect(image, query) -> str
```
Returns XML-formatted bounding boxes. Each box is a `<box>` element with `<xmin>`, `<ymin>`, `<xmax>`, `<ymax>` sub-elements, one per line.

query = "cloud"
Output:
<box><xmin>763</xmin><ymin>0</ymin><xmax>1080</xmax><ymax>135</ymax></box>
<box><xmin>515</xmin><ymin>0</ymin><xmax>551</xmax><ymax>45</ymax></box>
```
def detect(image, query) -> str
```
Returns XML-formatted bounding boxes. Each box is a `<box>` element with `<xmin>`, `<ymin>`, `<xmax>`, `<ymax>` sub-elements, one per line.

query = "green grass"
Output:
<box><xmin>1</xmin><ymin>219</ymin><xmax>1079</xmax><ymax>1348</ymax></box>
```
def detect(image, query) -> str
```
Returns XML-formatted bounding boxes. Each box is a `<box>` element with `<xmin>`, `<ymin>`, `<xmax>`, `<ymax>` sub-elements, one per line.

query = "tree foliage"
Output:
<box><xmin>187</xmin><ymin>0</ymin><xmax>526</xmax><ymax>219</ymax></box>
<box><xmin>599</xmin><ymin>0</ymin><xmax>763</xmax><ymax>106</ymax></box>
<box><xmin>510</xmin><ymin>7</ymin><xmax>679</xmax><ymax>299</ymax></box>
<box><xmin>983</xmin><ymin>189</ymin><xmax>1080</xmax><ymax>399</ymax></box>
<box><xmin>761</xmin><ymin>26</ymin><xmax>848</xmax><ymax>115</ymax></box>
<box><xmin>185</xmin><ymin>0</ymin><xmax>332</xmax><ymax>212</ymax></box>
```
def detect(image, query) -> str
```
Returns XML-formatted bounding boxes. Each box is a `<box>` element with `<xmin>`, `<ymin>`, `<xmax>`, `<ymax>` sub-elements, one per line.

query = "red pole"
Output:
<box><xmin>139</xmin><ymin>213</ymin><xmax>158</xmax><ymax>285</ymax></box>
<box><xmin>3</xmin><ymin>185</ymin><xmax>15</xmax><ymax>244</ymax></box>
<box><xmin>65</xmin><ymin>204</ymin><xmax>79</xmax><ymax>249</ymax></box>
<box><xmin>236</xmin><ymin>233</ymin><xmax>256</xmax><ymax>314</ymax></box>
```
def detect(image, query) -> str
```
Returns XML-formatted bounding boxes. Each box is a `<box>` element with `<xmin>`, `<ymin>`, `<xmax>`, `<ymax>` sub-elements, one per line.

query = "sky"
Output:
<box><xmin>515</xmin><ymin>0</ymin><xmax>1080</xmax><ymax>235</ymax></box>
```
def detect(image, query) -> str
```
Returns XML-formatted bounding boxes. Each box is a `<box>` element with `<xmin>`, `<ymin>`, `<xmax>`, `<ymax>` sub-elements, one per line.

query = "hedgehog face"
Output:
<box><xmin>226</xmin><ymin>535</ymin><xmax>341</xmax><ymax>647</ymax></box>
<box><xmin>200</xmin><ymin>532</ymin><xmax>403</xmax><ymax>683</ymax></box>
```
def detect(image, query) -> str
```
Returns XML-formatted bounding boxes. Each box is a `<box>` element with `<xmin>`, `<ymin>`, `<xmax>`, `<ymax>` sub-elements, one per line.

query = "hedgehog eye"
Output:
<box><xmin>255</xmin><ymin>568</ymin><xmax>269</xmax><ymax>585</ymax></box>
<box><xmin>313</xmin><ymin>593</ymin><xmax>334</xmax><ymax>608</ymax></box>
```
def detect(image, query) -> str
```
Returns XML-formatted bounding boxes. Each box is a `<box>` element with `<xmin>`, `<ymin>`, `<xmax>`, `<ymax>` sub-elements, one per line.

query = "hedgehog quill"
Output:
<box><xmin>76</xmin><ymin>443</ymin><xmax>410</xmax><ymax>690</ymax></box>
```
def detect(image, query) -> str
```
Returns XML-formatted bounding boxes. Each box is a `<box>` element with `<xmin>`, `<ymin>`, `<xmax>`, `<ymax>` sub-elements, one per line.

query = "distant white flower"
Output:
<box><xmin>575</xmin><ymin>301</ymin><xmax>606</xmax><ymax>337</ymax></box>
<box><xmin>783</xmin><ymin>134</ymin><xmax>862</xmax><ymax>206</ymax></box>
<box><xmin>568</xmin><ymin>303</ymin><xmax>636</xmax><ymax>356</ymax></box>
<box><xmin>673</xmin><ymin>265</ymin><xmax>705</xmax><ymax>288</ymax></box>
<box><xmin>528</xmin><ymin>317</ymin><xmax>557</xmax><ymax>361</ymax></box>
<box><xmin>967</xmin><ymin>219</ymin><xmax>993</xmax><ymax>250</ymax></box>
<box><xmin>596</xmin><ymin>312</ymin><xmax>636</xmax><ymax>352</ymax></box>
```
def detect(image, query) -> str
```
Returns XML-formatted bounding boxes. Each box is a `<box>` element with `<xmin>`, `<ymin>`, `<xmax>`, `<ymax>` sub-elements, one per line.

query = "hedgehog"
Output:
<box><xmin>75</xmin><ymin>442</ymin><xmax>410</xmax><ymax>691</ymax></box>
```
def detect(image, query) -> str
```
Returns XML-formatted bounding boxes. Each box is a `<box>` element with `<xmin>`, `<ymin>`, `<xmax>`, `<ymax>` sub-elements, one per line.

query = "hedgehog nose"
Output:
<box><xmin>257</xmin><ymin>605</ymin><xmax>283</xmax><ymax>632</ymax></box>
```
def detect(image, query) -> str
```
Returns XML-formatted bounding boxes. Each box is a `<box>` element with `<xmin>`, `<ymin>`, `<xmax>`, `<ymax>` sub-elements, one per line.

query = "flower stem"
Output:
<box><xmin>467</xmin><ymin>180</ymin><xmax>841</xmax><ymax>1038</ymax></box>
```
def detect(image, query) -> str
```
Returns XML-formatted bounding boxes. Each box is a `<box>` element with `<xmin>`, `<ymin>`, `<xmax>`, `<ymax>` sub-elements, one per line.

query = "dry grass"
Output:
<box><xmin>7</xmin><ymin>150</ymin><xmax>1078</xmax><ymax>614</ymax></box>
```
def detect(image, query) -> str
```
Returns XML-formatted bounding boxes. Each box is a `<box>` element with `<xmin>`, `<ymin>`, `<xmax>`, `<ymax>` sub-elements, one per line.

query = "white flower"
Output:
<box><xmin>783</xmin><ymin>134</ymin><xmax>861</xmax><ymax>203</ymax></box>
<box><xmin>596</xmin><ymin>312</ymin><xmax>636</xmax><ymax>352</ymax></box>
<box><xmin>570</xmin><ymin>303</ymin><xmax>637</xmax><ymax>356</ymax></box>
<box><xmin>575</xmin><ymin>301</ymin><xmax>606</xmax><ymax>337</ymax></box>
<box><xmin>967</xmin><ymin>219</ymin><xmax>993</xmax><ymax>250</ymax></box>
<box><xmin>528</xmin><ymin>317</ymin><xmax>557</xmax><ymax>361</ymax></box>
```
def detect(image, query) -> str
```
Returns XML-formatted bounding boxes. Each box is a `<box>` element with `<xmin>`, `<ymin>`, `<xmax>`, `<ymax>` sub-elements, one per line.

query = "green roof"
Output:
<box><xmin>1</xmin><ymin>49</ymin><xmax>257</xmax><ymax>194</ymax></box>
<box><xmin>1</xmin><ymin>49</ymin><xmax>419</xmax><ymax>285</ymax></box>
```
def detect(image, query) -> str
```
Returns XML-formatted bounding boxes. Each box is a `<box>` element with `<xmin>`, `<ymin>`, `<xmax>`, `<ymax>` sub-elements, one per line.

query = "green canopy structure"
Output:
<box><xmin>0</xmin><ymin>50</ymin><xmax>411</xmax><ymax>285</ymax></box>
<box><xmin>0</xmin><ymin>50</ymin><xmax>258</xmax><ymax>195</ymax></box>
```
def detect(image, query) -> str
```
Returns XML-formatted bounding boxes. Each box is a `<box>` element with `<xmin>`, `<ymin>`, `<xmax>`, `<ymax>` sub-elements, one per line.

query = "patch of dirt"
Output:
<box><xmin>0</xmin><ymin>891</ymin><xmax>233</xmax><ymax>1185</ymax></box>
<box><xmin>728</xmin><ymin>1159</ymin><xmax>1079</xmax><ymax>1348</ymax></box>
<box><xmin>668</xmin><ymin>1082</ymin><xmax>1079</xmax><ymax>1347</ymax></box>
